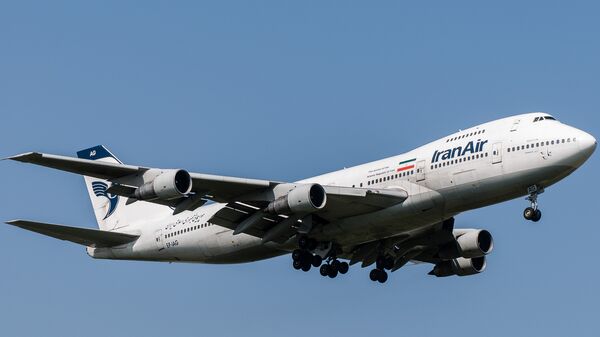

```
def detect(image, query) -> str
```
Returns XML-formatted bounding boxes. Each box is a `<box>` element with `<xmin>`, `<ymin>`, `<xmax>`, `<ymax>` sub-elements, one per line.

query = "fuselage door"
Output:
<box><xmin>154</xmin><ymin>229</ymin><xmax>165</xmax><ymax>251</ymax></box>
<box><xmin>492</xmin><ymin>142</ymin><xmax>502</xmax><ymax>164</ymax></box>
<box><xmin>541</xmin><ymin>140</ymin><xmax>552</xmax><ymax>159</ymax></box>
<box><xmin>416</xmin><ymin>160</ymin><xmax>426</xmax><ymax>181</ymax></box>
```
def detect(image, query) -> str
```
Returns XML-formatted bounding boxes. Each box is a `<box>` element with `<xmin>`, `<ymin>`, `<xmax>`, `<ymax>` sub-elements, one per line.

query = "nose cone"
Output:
<box><xmin>579</xmin><ymin>131</ymin><xmax>597</xmax><ymax>157</ymax></box>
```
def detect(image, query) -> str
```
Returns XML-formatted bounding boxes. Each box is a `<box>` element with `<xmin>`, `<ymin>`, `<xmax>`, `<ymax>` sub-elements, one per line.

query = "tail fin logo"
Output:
<box><xmin>92</xmin><ymin>181</ymin><xmax>119</xmax><ymax>219</ymax></box>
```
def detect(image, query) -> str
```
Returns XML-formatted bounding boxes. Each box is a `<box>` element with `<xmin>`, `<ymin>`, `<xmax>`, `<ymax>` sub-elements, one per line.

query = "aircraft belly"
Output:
<box><xmin>315</xmin><ymin>188</ymin><xmax>446</xmax><ymax>246</ymax></box>
<box><xmin>445</xmin><ymin>164</ymin><xmax>574</xmax><ymax>213</ymax></box>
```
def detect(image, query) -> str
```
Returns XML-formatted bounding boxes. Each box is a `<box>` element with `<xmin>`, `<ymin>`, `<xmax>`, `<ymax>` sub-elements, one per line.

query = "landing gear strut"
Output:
<box><xmin>369</xmin><ymin>256</ymin><xmax>394</xmax><ymax>283</ymax></box>
<box><xmin>524</xmin><ymin>185</ymin><xmax>543</xmax><ymax>222</ymax></box>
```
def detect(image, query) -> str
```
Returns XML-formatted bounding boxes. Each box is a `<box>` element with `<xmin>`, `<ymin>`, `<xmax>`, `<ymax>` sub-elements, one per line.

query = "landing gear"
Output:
<box><xmin>524</xmin><ymin>185</ymin><xmax>544</xmax><ymax>222</ymax></box>
<box><xmin>523</xmin><ymin>207</ymin><xmax>542</xmax><ymax>222</ymax></box>
<box><xmin>370</xmin><ymin>255</ymin><xmax>393</xmax><ymax>283</ymax></box>
<box><xmin>292</xmin><ymin>236</ymin><xmax>349</xmax><ymax>278</ymax></box>
<box><xmin>318</xmin><ymin>258</ymin><xmax>349</xmax><ymax>278</ymax></box>
<box><xmin>291</xmin><ymin>249</ymin><xmax>318</xmax><ymax>272</ymax></box>
<box><xmin>369</xmin><ymin>268</ymin><xmax>388</xmax><ymax>283</ymax></box>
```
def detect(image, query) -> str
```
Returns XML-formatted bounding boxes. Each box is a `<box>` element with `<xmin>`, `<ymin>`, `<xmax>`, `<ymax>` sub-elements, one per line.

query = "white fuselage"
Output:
<box><xmin>88</xmin><ymin>113</ymin><xmax>596</xmax><ymax>264</ymax></box>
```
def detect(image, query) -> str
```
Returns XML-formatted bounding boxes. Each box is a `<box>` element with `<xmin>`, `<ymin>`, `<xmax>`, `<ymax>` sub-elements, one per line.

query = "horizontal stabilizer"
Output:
<box><xmin>6</xmin><ymin>220</ymin><xmax>139</xmax><ymax>248</ymax></box>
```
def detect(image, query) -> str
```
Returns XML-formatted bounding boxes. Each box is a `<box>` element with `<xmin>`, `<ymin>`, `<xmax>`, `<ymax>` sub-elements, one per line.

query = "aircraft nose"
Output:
<box><xmin>579</xmin><ymin>131</ymin><xmax>597</xmax><ymax>156</ymax></box>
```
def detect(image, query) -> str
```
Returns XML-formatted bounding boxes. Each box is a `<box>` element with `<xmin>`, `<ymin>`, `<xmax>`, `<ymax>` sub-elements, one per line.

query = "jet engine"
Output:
<box><xmin>455</xmin><ymin>229</ymin><xmax>494</xmax><ymax>258</ymax></box>
<box><xmin>428</xmin><ymin>256</ymin><xmax>487</xmax><ymax>277</ymax></box>
<box><xmin>133</xmin><ymin>169</ymin><xmax>192</xmax><ymax>201</ymax></box>
<box><xmin>266</xmin><ymin>183</ymin><xmax>327</xmax><ymax>215</ymax></box>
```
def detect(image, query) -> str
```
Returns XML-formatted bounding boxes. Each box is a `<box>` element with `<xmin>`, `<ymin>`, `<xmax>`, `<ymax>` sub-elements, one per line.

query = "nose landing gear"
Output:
<box><xmin>524</xmin><ymin>185</ymin><xmax>544</xmax><ymax>222</ymax></box>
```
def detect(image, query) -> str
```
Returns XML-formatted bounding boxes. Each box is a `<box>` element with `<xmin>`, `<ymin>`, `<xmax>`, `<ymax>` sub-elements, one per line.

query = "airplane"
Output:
<box><xmin>4</xmin><ymin>112</ymin><xmax>596</xmax><ymax>283</ymax></box>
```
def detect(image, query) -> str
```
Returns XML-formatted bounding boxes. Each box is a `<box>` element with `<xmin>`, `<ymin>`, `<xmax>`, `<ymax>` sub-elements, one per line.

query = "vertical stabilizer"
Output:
<box><xmin>77</xmin><ymin>145</ymin><xmax>171</xmax><ymax>230</ymax></box>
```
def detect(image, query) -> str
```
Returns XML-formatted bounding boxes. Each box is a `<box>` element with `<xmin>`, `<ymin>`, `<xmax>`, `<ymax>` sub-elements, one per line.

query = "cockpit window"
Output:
<box><xmin>534</xmin><ymin>116</ymin><xmax>557</xmax><ymax>122</ymax></box>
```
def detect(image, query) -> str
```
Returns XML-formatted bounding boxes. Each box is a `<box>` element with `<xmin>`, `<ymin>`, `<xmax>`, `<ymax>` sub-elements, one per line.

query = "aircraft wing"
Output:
<box><xmin>7</xmin><ymin>148</ymin><xmax>410</xmax><ymax>244</ymax></box>
<box><xmin>7</xmin><ymin>151</ymin><xmax>278</xmax><ymax>205</ymax></box>
<box><xmin>209</xmin><ymin>186</ymin><xmax>408</xmax><ymax>243</ymax></box>
<box><xmin>6</xmin><ymin>220</ymin><xmax>139</xmax><ymax>248</ymax></box>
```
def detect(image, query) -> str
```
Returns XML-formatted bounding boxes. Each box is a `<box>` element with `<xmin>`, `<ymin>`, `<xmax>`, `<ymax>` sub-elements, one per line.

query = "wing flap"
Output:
<box><xmin>6</xmin><ymin>220</ymin><xmax>139</xmax><ymax>248</ymax></box>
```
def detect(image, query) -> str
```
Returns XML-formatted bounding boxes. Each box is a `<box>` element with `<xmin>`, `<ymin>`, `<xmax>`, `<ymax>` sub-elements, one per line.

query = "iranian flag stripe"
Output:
<box><xmin>398</xmin><ymin>158</ymin><xmax>416</xmax><ymax>165</ymax></box>
<box><xmin>397</xmin><ymin>165</ymin><xmax>415</xmax><ymax>172</ymax></box>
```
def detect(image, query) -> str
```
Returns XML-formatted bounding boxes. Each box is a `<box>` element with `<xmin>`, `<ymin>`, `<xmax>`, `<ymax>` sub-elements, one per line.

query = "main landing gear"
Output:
<box><xmin>524</xmin><ymin>185</ymin><xmax>544</xmax><ymax>222</ymax></box>
<box><xmin>369</xmin><ymin>256</ymin><xmax>394</xmax><ymax>284</ymax></box>
<box><xmin>319</xmin><ymin>257</ymin><xmax>349</xmax><ymax>279</ymax></box>
<box><xmin>292</xmin><ymin>236</ymin><xmax>349</xmax><ymax>279</ymax></box>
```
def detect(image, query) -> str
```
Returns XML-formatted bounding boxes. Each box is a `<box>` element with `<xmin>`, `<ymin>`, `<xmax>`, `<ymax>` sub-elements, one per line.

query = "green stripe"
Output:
<box><xmin>398</xmin><ymin>158</ymin><xmax>416</xmax><ymax>165</ymax></box>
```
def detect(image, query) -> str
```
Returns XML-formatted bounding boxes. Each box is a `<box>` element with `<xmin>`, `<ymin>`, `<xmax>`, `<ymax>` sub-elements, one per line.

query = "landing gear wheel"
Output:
<box><xmin>377</xmin><ymin>270</ymin><xmax>388</xmax><ymax>283</ymax></box>
<box><xmin>293</xmin><ymin>260</ymin><xmax>303</xmax><ymax>270</ymax></box>
<box><xmin>524</xmin><ymin>207</ymin><xmax>535</xmax><ymax>220</ymax></box>
<box><xmin>301</xmin><ymin>261</ymin><xmax>311</xmax><ymax>272</ymax></box>
<box><xmin>369</xmin><ymin>269</ymin><xmax>388</xmax><ymax>283</ymax></box>
<box><xmin>338</xmin><ymin>262</ymin><xmax>349</xmax><ymax>275</ymax></box>
<box><xmin>292</xmin><ymin>249</ymin><xmax>303</xmax><ymax>261</ymax></box>
<box><xmin>312</xmin><ymin>255</ymin><xmax>323</xmax><ymax>268</ymax></box>
<box><xmin>332</xmin><ymin>260</ymin><xmax>341</xmax><ymax>271</ymax></box>
<box><xmin>369</xmin><ymin>269</ymin><xmax>380</xmax><ymax>282</ymax></box>
<box><xmin>532</xmin><ymin>209</ymin><xmax>542</xmax><ymax>222</ymax></box>
<box><xmin>320</xmin><ymin>264</ymin><xmax>330</xmax><ymax>277</ymax></box>
<box><xmin>327</xmin><ymin>266</ymin><xmax>338</xmax><ymax>278</ymax></box>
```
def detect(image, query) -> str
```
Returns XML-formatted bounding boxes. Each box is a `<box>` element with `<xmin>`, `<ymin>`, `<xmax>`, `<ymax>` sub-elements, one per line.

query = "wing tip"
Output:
<box><xmin>5</xmin><ymin>219</ymin><xmax>25</xmax><ymax>226</ymax></box>
<box><xmin>2</xmin><ymin>152</ymin><xmax>41</xmax><ymax>162</ymax></box>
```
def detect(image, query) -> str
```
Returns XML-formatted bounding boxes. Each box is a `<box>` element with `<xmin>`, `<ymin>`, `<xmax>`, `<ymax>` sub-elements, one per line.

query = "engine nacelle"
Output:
<box><xmin>266</xmin><ymin>183</ymin><xmax>327</xmax><ymax>215</ymax></box>
<box><xmin>455</xmin><ymin>229</ymin><xmax>494</xmax><ymax>258</ymax></box>
<box><xmin>429</xmin><ymin>256</ymin><xmax>487</xmax><ymax>277</ymax></box>
<box><xmin>133</xmin><ymin>169</ymin><xmax>192</xmax><ymax>201</ymax></box>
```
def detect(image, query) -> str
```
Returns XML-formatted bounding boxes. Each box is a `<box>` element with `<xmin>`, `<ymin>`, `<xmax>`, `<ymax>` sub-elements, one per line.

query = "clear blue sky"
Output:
<box><xmin>1</xmin><ymin>1</ymin><xmax>598</xmax><ymax>336</ymax></box>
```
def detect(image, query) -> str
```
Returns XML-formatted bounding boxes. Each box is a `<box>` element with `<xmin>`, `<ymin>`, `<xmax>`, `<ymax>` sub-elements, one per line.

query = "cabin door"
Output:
<box><xmin>416</xmin><ymin>160</ymin><xmax>426</xmax><ymax>182</ymax></box>
<box><xmin>492</xmin><ymin>142</ymin><xmax>503</xmax><ymax>164</ymax></box>
<box><xmin>154</xmin><ymin>229</ymin><xmax>165</xmax><ymax>250</ymax></box>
